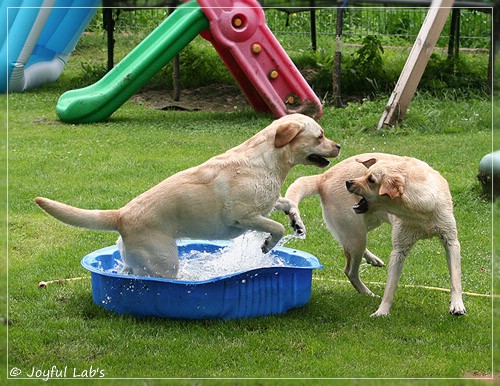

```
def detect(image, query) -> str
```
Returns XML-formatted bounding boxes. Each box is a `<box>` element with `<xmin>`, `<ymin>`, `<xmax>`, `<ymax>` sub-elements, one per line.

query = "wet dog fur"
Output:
<box><xmin>35</xmin><ymin>114</ymin><xmax>340</xmax><ymax>278</ymax></box>
<box><xmin>285</xmin><ymin>152</ymin><xmax>466</xmax><ymax>317</ymax></box>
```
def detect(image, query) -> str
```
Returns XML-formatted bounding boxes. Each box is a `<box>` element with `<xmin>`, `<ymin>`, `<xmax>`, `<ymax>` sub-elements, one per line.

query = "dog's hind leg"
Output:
<box><xmin>343</xmin><ymin>246</ymin><xmax>375</xmax><ymax>296</ymax></box>
<box><xmin>321</xmin><ymin>208</ymin><xmax>375</xmax><ymax>295</ymax></box>
<box><xmin>119</xmin><ymin>233</ymin><xmax>179</xmax><ymax>278</ymax></box>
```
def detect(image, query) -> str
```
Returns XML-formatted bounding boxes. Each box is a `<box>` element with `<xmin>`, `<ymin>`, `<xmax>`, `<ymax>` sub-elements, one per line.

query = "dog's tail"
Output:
<box><xmin>285</xmin><ymin>174</ymin><xmax>322</xmax><ymax>205</ymax></box>
<box><xmin>34</xmin><ymin>197</ymin><xmax>119</xmax><ymax>231</ymax></box>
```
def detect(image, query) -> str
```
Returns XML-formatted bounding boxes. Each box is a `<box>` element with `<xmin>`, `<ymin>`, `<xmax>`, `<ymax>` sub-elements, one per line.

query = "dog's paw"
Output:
<box><xmin>449</xmin><ymin>302</ymin><xmax>466</xmax><ymax>316</ymax></box>
<box><xmin>363</xmin><ymin>250</ymin><xmax>385</xmax><ymax>267</ymax></box>
<box><xmin>370</xmin><ymin>303</ymin><xmax>391</xmax><ymax>317</ymax></box>
<box><xmin>261</xmin><ymin>237</ymin><xmax>273</xmax><ymax>254</ymax></box>
<box><xmin>291</xmin><ymin>219</ymin><xmax>306</xmax><ymax>237</ymax></box>
<box><xmin>287</xmin><ymin>211</ymin><xmax>306</xmax><ymax>237</ymax></box>
<box><xmin>370</xmin><ymin>309</ymin><xmax>390</xmax><ymax>317</ymax></box>
<box><xmin>367</xmin><ymin>256</ymin><xmax>385</xmax><ymax>267</ymax></box>
<box><xmin>358</xmin><ymin>287</ymin><xmax>377</xmax><ymax>297</ymax></box>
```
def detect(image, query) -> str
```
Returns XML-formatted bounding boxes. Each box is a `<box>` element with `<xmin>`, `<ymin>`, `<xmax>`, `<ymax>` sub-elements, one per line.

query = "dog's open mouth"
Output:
<box><xmin>353</xmin><ymin>197</ymin><xmax>369</xmax><ymax>214</ymax></box>
<box><xmin>307</xmin><ymin>154</ymin><xmax>330</xmax><ymax>168</ymax></box>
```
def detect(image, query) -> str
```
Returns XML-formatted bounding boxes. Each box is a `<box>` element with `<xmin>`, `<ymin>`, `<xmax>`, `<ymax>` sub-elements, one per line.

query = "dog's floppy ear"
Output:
<box><xmin>379</xmin><ymin>175</ymin><xmax>404</xmax><ymax>199</ymax></box>
<box><xmin>274</xmin><ymin>122</ymin><xmax>302</xmax><ymax>148</ymax></box>
<box><xmin>356</xmin><ymin>157</ymin><xmax>377</xmax><ymax>169</ymax></box>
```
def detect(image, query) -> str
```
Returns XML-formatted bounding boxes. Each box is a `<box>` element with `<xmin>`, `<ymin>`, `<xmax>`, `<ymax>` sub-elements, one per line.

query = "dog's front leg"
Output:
<box><xmin>234</xmin><ymin>216</ymin><xmax>286</xmax><ymax>253</ymax></box>
<box><xmin>440</xmin><ymin>234</ymin><xmax>466</xmax><ymax>315</ymax></box>
<box><xmin>371</xmin><ymin>227</ymin><xmax>416</xmax><ymax>317</ymax></box>
<box><xmin>273</xmin><ymin>197</ymin><xmax>306</xmax><ymax>236</ymax></box>
<box><xmin>371</xmin><ymin>248</ymin><xmax>409</xmax><ymax>317</ymax></box>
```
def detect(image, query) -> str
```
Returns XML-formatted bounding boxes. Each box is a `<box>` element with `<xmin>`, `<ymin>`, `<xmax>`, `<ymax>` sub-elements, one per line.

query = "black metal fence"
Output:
<box><xmin>264</xmin><ymin>7</ymin><xmax>491</xmax><ymax>49</ymax></box>
<box><xmin>93</xmin><ymin>5</ymin><xmax>492</xmax><ymax>49</ymax></box>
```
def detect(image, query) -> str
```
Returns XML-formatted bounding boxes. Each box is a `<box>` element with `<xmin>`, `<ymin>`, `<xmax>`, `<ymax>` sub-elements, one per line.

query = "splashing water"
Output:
<box><xmin>177</xmin><ymin>231</ymin><xmax>303</xmax><ymax>281</ymax></box>
<box><xmin>101</xmin><ymin>231</ymin><xmax>305</xmax><ymax>281</ymax></box>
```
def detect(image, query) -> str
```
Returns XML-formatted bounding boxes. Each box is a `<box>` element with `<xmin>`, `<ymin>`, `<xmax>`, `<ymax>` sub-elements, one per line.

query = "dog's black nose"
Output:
<box><xmin>336</xmin><ymin>144</ymin><xmax>341</xmax><ymax>150</ymax></box>
<box><xmin>346</xmin><ymin>180</ymin><xmax>353</xmax><ymax>190</ymax></box>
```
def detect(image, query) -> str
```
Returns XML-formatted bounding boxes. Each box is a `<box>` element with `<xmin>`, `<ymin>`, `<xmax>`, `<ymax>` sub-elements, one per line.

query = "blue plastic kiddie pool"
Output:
<box><xmin>81</xmin><ymin>240</ymin><xmax>323</xmax><ymax>319</ymax></box>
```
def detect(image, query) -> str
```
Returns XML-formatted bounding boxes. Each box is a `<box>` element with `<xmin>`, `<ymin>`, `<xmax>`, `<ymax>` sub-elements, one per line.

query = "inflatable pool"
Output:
<box><xmin>81</xmin><ymin>240</ymin><xmax>323</xmax><ymax>319</ymax></box>
<box><xmin>1</xmin><ymin>0</ymin><xmax>100</xmax><ymax>92</ymax></box>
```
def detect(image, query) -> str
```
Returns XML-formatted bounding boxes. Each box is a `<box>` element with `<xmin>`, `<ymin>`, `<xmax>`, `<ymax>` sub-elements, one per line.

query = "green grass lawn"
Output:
<box><xmin>2</xmin><ymin>22</ymin><xmax>496</xmax><ymax>383</ymax></box>
<box><xmin>4</xmin><ymin>84</ymin><xmax>494</xmax><ymax>382</ymax></box>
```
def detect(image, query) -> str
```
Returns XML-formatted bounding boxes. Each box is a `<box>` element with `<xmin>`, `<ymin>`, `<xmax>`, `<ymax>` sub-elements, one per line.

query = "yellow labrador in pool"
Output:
<box><xmin>285</xmin><ymin>153</ymin><xmax>466</xmax><ymax>317</ymax></box>
<box><xmin>35</xmin><ymin>114</ymin><xmax>340</xmax><ymax>278</ymax></box>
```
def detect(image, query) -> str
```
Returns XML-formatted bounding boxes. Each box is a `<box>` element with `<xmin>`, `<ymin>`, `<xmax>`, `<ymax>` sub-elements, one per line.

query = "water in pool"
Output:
<box><xmin>103</xmin><ymin>231</ymin><xmax>304</xmax><ymax>281</ymax></box>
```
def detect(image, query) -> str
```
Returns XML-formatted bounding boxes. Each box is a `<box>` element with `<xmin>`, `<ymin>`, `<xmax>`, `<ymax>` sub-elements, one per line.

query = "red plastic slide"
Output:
<box><xmin>199</xmin><ymin>0</ymin><xmax>322</xmax><ymax>119</ymax></box>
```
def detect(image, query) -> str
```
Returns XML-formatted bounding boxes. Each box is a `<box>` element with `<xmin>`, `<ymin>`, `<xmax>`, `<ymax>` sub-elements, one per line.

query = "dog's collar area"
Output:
<box><xmin>353</xmin><ymin>197</ymin><xmax>369</xmax><ymax>214</ymax></box>
<box><xmin>307</xmin><ymin>154</ymin><xmax>330</xmax><ymax>167</ymax></box>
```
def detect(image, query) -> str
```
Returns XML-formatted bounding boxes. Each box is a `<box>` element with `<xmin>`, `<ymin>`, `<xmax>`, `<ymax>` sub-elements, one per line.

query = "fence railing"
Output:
<box><xmin>89</xmin><ymin>6</ymin><xmax>492</xmax><ymax>49</ymax></box>
<box><xmin>263</xmin><ymin>8</ymin><xmax>491</xmax><ymax>49</ymax></box>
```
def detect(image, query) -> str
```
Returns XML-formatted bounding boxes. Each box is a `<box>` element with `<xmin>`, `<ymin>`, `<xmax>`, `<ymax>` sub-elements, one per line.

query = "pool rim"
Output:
<box><xmin>81</xmin><ymin>239</ymin><xmax>324</xmax><ymax>285</ymax></box>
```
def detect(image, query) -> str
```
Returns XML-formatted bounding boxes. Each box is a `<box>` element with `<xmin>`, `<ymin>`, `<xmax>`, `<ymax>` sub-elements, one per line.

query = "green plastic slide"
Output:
<box><xmin>56</xmin><ymin>1</ymin><xmax>209</xmax><ymax>123</ymax></box>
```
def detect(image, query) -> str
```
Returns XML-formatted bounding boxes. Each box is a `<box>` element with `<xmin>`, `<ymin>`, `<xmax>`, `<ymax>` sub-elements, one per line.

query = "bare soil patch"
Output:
<box><xmin>132</xmin><ymin>83</ymin><xmax>251</xmax><ymax>113</ymax></box>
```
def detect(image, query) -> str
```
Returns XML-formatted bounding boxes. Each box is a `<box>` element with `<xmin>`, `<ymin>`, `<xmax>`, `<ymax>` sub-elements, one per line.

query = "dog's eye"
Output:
<box><xmin>317</xmin><ymin>131</ymin><xmax>324</xmax><ymax>139</ymax></box>
<box><xmin>368</xmin><ymin>175</ymin><xmax>376</xmax><ymax>184</ymax></box>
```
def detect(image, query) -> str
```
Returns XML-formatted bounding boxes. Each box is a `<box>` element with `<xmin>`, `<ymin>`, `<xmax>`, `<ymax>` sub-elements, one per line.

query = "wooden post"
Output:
<box><xmin>447</xmin><ymin>8</ymin><xmax>460</xmax><ymax>61</ymax></box>
<box><xmin>169</xmin><ymin>6</ymin><xmax>181</xmax><ymax>102</ymax></box>
<box><xmin>310</xmin><ymin>0</ymin><xmax>317</xmax><ymax>52</ymax></box>
<box><xmin>378</xmin><ymin>0</ymin><xmax>454</xmax><ymax>128</ymax></box>
<box><xmin>172</xmin><ymin>54</ymin><xmax>181</xmax><ymax>102</ymax></box>
<box><xmin>103</xmin><ymin>8</ymin><xmax>115</xmax><ymax>72</ymax></box>
<box><xmin>332</xmin><ymin>6</ymin><xmax>344</xmax><ymax>108</ymax></box>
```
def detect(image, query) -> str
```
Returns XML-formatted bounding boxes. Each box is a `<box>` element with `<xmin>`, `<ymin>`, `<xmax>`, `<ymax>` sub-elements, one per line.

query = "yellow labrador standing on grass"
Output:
<box><xmin>35</xmin><ymin>114</ymin><xmax>340</xmax><ymax>278</ymax></box>
<box><xmin>285</xmin><ymin>153</ymin><xmax>466</xmax><ymax>317</ymax></box>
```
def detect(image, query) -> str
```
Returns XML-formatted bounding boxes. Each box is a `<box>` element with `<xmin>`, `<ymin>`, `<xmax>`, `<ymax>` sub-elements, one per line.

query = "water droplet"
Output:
<box><xmin>98</xmin><ymin>231</ymin><xmax>292</xmax><ymax>281</ymax></box>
